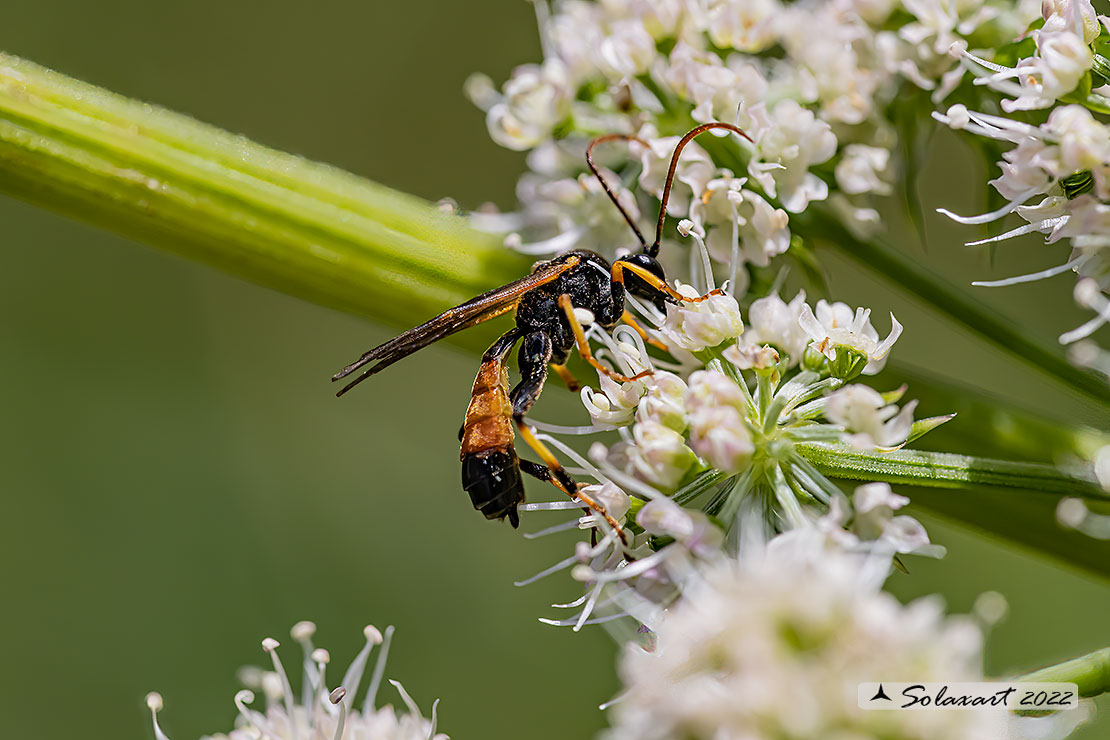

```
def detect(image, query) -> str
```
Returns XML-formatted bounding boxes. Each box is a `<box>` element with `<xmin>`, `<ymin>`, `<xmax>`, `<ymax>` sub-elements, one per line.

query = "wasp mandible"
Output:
<box><xmin>333</xmin><ymin>122</ymin><xmax>751</xmax><ymax>533</ymax></box>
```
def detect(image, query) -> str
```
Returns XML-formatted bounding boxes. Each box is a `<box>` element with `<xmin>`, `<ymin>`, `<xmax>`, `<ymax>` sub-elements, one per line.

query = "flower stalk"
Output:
<box><xmin>798</xmin><ymin>442</ymin><xmax>1107</xmax><ymax>500</ymax></box>
<box><xmin>1019</xmin><ymin>647</ymin><xmax>1110</xmax><ymax>699</ymax></box>
<box><xmin>0</xmin><ymin>52</ymin><xmax>525</xmax><ymax>340</ymax></box>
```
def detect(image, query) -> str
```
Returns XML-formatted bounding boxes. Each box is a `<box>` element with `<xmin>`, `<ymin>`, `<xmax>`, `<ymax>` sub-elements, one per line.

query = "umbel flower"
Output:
<box><xmin>512</xmin><ymin>229</ymin><xmax>948</xmax><ymax>630</ymax></box>
<box><xmin>604</xmin><ymin>530</ymin><xmax>1091</xmax><ymax>740</ymax></box>
<box><xmin>145</xmin><ymin>622</ymin><xmax>446</xmax><ymax>740</ymax></box>
<box><xmin>468</xmin><ymin>0</ymin><xmax>1039</xmax><ymax>286</ymax></box>
<box><xmin>930</xmin><ymin>0</ymin><xmax>1110</xmax><ymax>390</ymax></box>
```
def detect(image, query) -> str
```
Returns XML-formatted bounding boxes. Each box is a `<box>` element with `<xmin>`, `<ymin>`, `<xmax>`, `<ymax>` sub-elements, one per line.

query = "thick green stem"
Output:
<box><xmin>795</xmin><ymin>442</ymin><xmax>1107</xmax><ymax>500</ymax></box>
<box><xmin>1018</xmin><ymin>647</ymin><xmax>1110</xmax><ymax>698</ymax></box>
<box><xmin>0</xmin><ymin>52</ymin><xmax>525</xmax><ymax>337</ymax></box>
<box><xmin>799</xmin><ymin>207</ymin><xmax>1110</xmax><ymax>410</ymax></box>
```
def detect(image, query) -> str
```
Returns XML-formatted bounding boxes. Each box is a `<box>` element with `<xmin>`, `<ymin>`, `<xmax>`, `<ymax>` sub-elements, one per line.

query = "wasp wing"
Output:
<box><xmin>332</xmin><ymin>255</ymin><xmax>580</xmax><ymax>396</ymax></box>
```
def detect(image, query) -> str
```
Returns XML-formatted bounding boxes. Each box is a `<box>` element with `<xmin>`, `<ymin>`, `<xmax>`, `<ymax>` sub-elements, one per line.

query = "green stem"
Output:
<box><xmin>1018</xmin><ymin>647</ymin><xmax>1110</xmax><ymax>699</ymax></box>
<box><xmin>0</xmin><ymin>52</ymin><xmax>526</xmax><ymax>339</ymax></box>
<box><xmin>795</xmin><ymin>442</ymin><xmax>1107</xmax><ymax>500</ymax></box>
<box><xmin>799</xmin><ymin>207</ymin><xmax>1110</xmax><ymax>410</ymax></box>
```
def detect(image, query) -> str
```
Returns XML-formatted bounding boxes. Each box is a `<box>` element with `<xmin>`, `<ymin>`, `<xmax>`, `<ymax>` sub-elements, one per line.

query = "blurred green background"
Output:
<box><xmin>1</xmin><ymin>2</ymin><xmax>1107</xmax><ymax>739</ymax></box>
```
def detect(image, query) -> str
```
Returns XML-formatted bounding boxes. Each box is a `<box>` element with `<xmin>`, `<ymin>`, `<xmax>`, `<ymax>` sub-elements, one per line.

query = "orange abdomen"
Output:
<box><xmin>460</xmin><ymin>356</ymin><xmax>515</xmax><ymax>458</ymax></box>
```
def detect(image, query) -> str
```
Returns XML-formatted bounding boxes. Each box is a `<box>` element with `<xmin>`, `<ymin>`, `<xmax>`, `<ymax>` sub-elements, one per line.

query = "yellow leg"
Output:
<box><xmin>612</xmin><ymin>260</ymin><xmax>724</xmax><ymax>303</ymax></box>
<box><xmin>557</xmin><ymin>295</ymin><xmax>653</xmax><ymax>384</ymax></box>
<box><xmin>551</xmin><ymin>363</ymin><xmax>581</xmax><ymax>392</ymax></box>
<box><xmin>621</xmin><ymin>310</ymin><xmax>669</xmax><ymax>352</ymax></box>
<box><xmin>515</xmin><ymin>420</ymin><xmax>628</xmax><ymax>544</ymax></box>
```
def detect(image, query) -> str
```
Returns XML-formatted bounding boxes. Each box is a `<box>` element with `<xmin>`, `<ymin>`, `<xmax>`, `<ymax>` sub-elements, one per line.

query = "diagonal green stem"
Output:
<box><xmin>0</xmin><ymin>52</ymin><xmax>526</xmax><ymax>338</ymax></box>
<box><xmin>1018</xmin><ymin>647</ymin><xmax>1110</xmax><ymax>698</ymax></box>
<box><xmin>799</xmin><ymin>207</ymin><xmax>1110</xmax><ymax>410</ymax></box>
<box><xmin>795</xmin><ymin>442</ymin><xmax>1107</xmax><ymax>500</ymax></box>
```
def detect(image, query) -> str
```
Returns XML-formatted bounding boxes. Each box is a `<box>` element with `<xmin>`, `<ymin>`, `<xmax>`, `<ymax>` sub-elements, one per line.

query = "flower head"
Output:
<box><xmin>606</xmin><ymin>533</ymin><xmax>1001</xmax><ymax>740</ymax></box>
<box><xmin>799</xmin><ymin>299</ymin><xmax>903</xmax><ymax>377</ymax></box>
<box><xmin>146</xmin><ymin>623</ymin><xmax>446</xmax><ymax>740</ymax></box>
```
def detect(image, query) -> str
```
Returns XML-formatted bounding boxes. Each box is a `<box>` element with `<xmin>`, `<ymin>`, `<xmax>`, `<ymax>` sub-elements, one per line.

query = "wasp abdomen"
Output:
<box><xmin>461</xmin><ymin>448</ymin><xmax>524</xmax><ymax>527</ymax></box>
<box><xmin>459</xmin><ymin>339</ymin><xmax>524</xmax><ymax>527</ymax></box>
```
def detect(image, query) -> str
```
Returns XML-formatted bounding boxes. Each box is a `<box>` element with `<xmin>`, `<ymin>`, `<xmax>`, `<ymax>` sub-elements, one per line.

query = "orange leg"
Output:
<box><xmin>612</xmin><ymin>260</ymin><xmax>724</xmax><ymax>303</ymax></box>
<box><xmin>515</xmin><ymin>420</ymin><xmax>628</xmax><ymax>544</ymax></box>
<box><xmin>557</xmin><ymin>295</ymin><xmax>653</xmax><ymax>384</ymax></box>
<box><xmin>621</xmin><ymin>310</ymin><xmax>669</xmax><ymax>352</ymax></box>
<box><xmin>551</xmin><ymin>363</ymin><xmax>581</xmax><ymax>392</ymax></box>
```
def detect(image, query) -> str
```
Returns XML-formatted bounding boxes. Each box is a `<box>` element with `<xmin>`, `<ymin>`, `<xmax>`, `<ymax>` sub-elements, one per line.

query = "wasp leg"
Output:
<box><xmin>557</xmin><ymin>295</ymin><xmax>653</xmax><ymax>384</ymax></box>
<box><xmin>551</xmin><ymin>363</ymin><xmax>581</xmax><ymax>392</ymax></box>
<box><xmin>621</xmin><ymin>309</ymin><xmax>669</xmax><ymax>352</ymax></box>
<box><xmin>512</xmin><ymin>332</ymin><xmax>628</xmax><ymax>543</ymax></box>
<box><xmin>612</xmin><ymin>260</ymin><xmax>724</xmax><ymax>303</ymax></box>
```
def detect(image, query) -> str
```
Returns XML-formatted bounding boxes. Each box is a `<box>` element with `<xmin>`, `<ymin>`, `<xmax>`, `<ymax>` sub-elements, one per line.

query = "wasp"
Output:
<box><xmin>333</xmin><ymin>122</ymin><xmax>750</xmax><ymax>533</ymax></box>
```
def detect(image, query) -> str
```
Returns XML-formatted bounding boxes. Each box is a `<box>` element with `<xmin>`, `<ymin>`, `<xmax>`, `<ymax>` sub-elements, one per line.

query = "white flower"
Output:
<box><xmin>597</xmin><ymin>18</ymin><xmax>656</xmax><ymax>81</ymax></box>
<box><xmin>799</xmin><ymin>299</ymin><xmax>903</xmax><ymax>374</ymax></box>
<box><xmin>825</xmin><ymin>384</ymin><xmax>917</xmax><ymax>448</ymax></box>
<box><xmin>622</xmin><ymin>419</ymin><xmax>699</xmax><ymax>490</ymax></box>
<box><xmin>835</xmin><ymin>144</ymin><xmax>893</xmax><ymax>195</ymax></box>
<box><xmin>685</xmin><ymin>369</ymin><xmax>754</xmax><ymax>473</ymax></box>
<box><xmin>747</xmin><ymin>100</ymin><xmax>837</xmax><ymax>213</ymax></box>
<box><xmin>482</xmin><ymin>61</ymin><xmax>573</xmax><ymax>151</ymax></box>
<box><xmin>635</xmin><ymin>371</ymin><xmax>689</xmax><ymax>431</ymax></box>
<box><xmin>741</xmin><ymin>290</ymin><xmax>811</xmax><ymax>365</ymax></box>
<box><xmin>146</xmin><ymin>623</ymin><xmax>446</xmax><ymax>740</ymax></box>
<box><xmin>851</xmin><ymin>482</ymin><xmax>936</xmax><ymax>554</ymax></box>
<box><xmin>701</xmin><ymin>0</ymin><xmax>781</xmax><ymax>52</ymax></box>
<box><xmin>1041</xmin><ymin>0</ymin><xmax>1101</xmax><ymax>44</ymax></box>
<box><xmin>607</xmin><ymin>535</ymin><xmax>1008</xmax><ymax>740</ymax></box>
<box><xmin>659</xmin><ymin>282</ymin><xmax>744</xmax><ymax>352</ymax></box>
<box><xmin>1005</xmin><ymin>30</ymin><xmax>1093</xmax><ymax>112</ymax></box>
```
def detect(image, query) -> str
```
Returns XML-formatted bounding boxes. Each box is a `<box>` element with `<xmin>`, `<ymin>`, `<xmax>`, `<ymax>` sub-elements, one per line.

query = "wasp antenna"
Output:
<box><xmin>651</xmin><ymin>122</ymin><xmax>753</xmax><ymax>258</ymax></box>
<box><xmin>585</xmin><ymin>134</ymin><xmax>650</xmax><ymax>249</ymax></box>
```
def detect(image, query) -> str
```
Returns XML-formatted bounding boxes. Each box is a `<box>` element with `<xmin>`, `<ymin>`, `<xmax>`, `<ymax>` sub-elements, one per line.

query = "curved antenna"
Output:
<box><xmin>651</xmin><ymin>122</ymin><xmax>753</xmax><ymax>258</ymax></box>
<box><xmin>585</xmin><ymin>134</ymin><xmax>650</xmax><ymax>249</ymax></box>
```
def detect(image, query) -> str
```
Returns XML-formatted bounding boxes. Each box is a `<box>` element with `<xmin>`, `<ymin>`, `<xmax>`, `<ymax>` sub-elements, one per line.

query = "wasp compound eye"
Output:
<box><xmin>616</xmin><ymin>253</ymin><xmax>671</xmax><ymax>312</ymax></box>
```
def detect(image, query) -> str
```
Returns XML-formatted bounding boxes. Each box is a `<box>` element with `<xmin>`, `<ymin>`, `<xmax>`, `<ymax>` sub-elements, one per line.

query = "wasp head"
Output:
<box><xmin>616</xmin><ymin>252</ymin><xmax>672</xmax><ymax>313</ymax></box>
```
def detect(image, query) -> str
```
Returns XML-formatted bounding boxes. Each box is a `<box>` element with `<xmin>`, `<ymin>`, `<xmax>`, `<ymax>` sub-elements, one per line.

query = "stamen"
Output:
<box><xmin>678</xmin><ymin>218</ymin><xmax>715</xmax><ymax>292</ymax></box>
<box><xmin>513</xmin><ymin>552</ymin><xmax>579</xmax><ymax>586</ymax></box>
<box><xmin>936</xmin><ymin>186</ymin><xmax>1040</xmax><ymax>224</ymax></box>
<box><xmin>429</xmin><ymin>698</ymin><xmax>441</xmax><ymax>740</ymax></box>
<box><xmin>146</xmin><ymin>692</ymin><xmax>171</xmax><ymax>740</ymax></box>
<box><xmin>362</xmin><ymin>625</ymin><xmax>395</xmax><ymax>713</ymax></box>
<box><xmin>311</xmin><ymin>648</ymin><xmax>331</xmax><ymax>717</ymax></box>
<box><xmin>262</xmin><ymin>638</ymin><xmax>300</xmax><ymax>740</ymax></box>
<box><xmin>972</xmin><ymin>256</ymin><xmax>1080</xmax><ymax>287</ymax></box>
<box><xmin>539</xmin><ymin>611</ymin><xmax>628</xmax><ymax>627</ymax></box>
<box><xmin>329</xmin><ymin>688</ymin><xmax>347</xmax><ymax>740</ymax></box>
<box><xmin>388</xmin><ymin>679</ymin><xmax>423</xmax><ymax>719</ymax></box>
<box><xmin>518</xmin><ymin>500</ymin><xmax>587</xmax><ymax>512</ymax></box>
<box><xmin>290</xmin><ymin>621</ymin><xmax>318</xmax><ymax>708</ymax></box>
<box><xmin>574</xmin><ymin>582</ymin><xmax>606</xmax><ymax>631</ymax></box>
<box><xmin>523</xmin><ymin>518</ymin><xmax>581</xmax><ymax>539</ymax></box>
<box><xmin>965</xmin><ymin>216</ymin><xmax>1067</xmax><ymax>246</ymax></box>
<box><xmin>233</xmin><ymin>689</ymin><xmax>275</xmax><ymax>737</ymax></box>
<box><xmin>337</xmin><ymin>625</ymin><xmax>383</xmax><ymax>711</ymax></box>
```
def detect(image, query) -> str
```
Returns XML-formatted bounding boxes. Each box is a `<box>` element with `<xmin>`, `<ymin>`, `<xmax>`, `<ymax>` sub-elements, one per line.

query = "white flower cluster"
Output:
<box><xmin>145</xmin><ymin>622</ymin><xmax>446</xmax><ymax>740</ymax></box>
<box><xmin>469</xmin><ymin>0</ymin><xmax>1039</xmax><ymax>287</ymax></box>
<box><xmin>513</xmin><ymin>261</ymin><xmax>952</xmax><ymax>630</ymax></box>
<box><xmin>932</xmin><ymin>1</ymin><xmax>1110</xmax><ymax>373</ymax></box>
<box><xmin>605</xmin><ymin>531</ymin><xmax>1088</xmax><ymax>740</ymax></box>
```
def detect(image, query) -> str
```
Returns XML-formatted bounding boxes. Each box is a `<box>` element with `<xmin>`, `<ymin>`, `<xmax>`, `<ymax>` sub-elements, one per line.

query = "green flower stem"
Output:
<box><xmin>0</xmin><ymin>52</ymin><xmax>526</xmax><ymax>340</ymax></box>
<box><xmin>799</xmin><ymin>207</ymin><xmax>1110</xmax><ymax>410</ymax></box>
<box><xmin>795</xmin><ymin>442</ymin><xmax>1107</xmax><ymax>500</ymax></box>
<box><xmin>1018</xmin><ymin>647</ymin><xmax>1110</xmax><ymax>698</ymax></box>
<box><xmin>884</xmin><ymin>363</ymin><xmax>1109</xmax><ymax>463</ymax></box>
